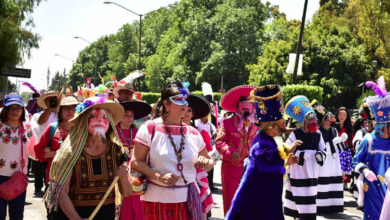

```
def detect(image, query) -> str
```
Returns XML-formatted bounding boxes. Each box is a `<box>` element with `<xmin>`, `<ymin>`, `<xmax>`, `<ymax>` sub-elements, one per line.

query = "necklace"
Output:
<box><xmin>119</xmin><ymin>127</ymin><xmax>133</xmax><ymax>147</ymax></box>
<box><xmin>164</xmin><ymin>120</ymin><xmax>188</xmax><ymax>184</ymax></box>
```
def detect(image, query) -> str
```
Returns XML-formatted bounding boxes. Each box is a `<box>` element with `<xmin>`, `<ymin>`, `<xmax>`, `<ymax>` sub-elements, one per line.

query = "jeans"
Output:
<box><xmin>32</xmin><ymin>160</ymin><xmax>46</xmax><ymax>192</ymax></box>
<box><xmin>0</xmin><ymin>175</ymin><xmax>27</xmax><ymax>220</ymax></box>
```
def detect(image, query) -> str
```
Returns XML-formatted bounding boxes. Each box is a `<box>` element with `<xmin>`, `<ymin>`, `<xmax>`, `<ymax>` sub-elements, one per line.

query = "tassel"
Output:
<box><xmin>187</xmin><ymin>183</ymin><xmax>203</xmax><ymax>220</ymax></box>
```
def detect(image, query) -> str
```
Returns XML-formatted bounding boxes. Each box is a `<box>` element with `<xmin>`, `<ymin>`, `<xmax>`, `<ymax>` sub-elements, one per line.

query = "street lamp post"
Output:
<box><xmin>54</xmin><ymin>53</ymin><xmax>74</xmax><ymax>65</ymax></box>
<box><xmin>74</xmin><ymin>36</ymin><xmax>92</xmax><ymax>44</ymax></box>
<box><xmin>104</xmin><ymin>1</ymin><xmax>143</xmax><ymax>70</ymax></box>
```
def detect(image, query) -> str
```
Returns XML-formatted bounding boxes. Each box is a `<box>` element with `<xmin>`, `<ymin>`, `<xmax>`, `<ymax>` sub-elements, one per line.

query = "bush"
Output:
<box><xmin>282</xmin><ymin>84</ymin><xmax>324</xmax><ymax>104</ymax></box>
<box><xmin>141</xmin><ymin>91</ymin><xmax>222</xmax><ymax>104</ymax></box>
<box><xmin>141</xmin><ymin>92</ymin><xmax>160</xmax><ymax>104</ymax></box>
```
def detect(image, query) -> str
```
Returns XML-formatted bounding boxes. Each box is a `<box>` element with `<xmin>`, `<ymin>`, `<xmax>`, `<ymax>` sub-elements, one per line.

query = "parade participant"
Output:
<box><xmin>44</xmin><ymin>97</ymin><xmax>132</xmax><ymax>219</ymax></box>
<box><xmin>132</xmin><ymin>81</ymin><xmax>214</xmax><ymax>220</ymax></box>
<box><xmin>116</xmin><ymin>100</ymin><xmax>151</xmax><ymax>220</ymax></box>
<box><xmin>83</xmin><ymin>77</ymin><xmax>94</xmax><ymax>89</ymax></box>
<box><xmin>107</xmin><ymin>89</ymin><xmax>115</xmax><ymax>101</ymax></box>
<box><xmin>335</xmin><ymin>107</ymin><xmax>354</xmax><ymax>185</ymax></box>
<box><xmin>31</xmin><ymin>91</ymin><xmax>64</xmax><ymax>195</ymax></box>
<box><xmin>215</xmin><ymin>85</ymin><xmax>258</xmax><ymax>215</ymax></box>
<box><xmin>0</xmin><ymin>94</ymin><xmax>37</xmax><ymax>220</ymax></box>
<box><xmin>379</xmin><ymin>167</ymin><xmax>390</xmax><ymax>220</ymax></box>
<box><xmin>312</xmin><ymin>100</ymin><xmax>344</xmax><ymax>214</ymax></box>
<box><xmin>353</xmin><ymin>77</ymin><xmax>390</xmax><ymax>220</ymax></box>
<box><xmin>352</xmin><ymin>103</ymin><xmax>373</xmax><ymax>206</ymax></box>
<box><xmin>226</xmin><ymin>85</ymin><xmax>299</xmax><ymax>220</ymax></box>
<box><xmin>114</xmin><ymin>83</ymin><xmax>134</xmax><ymax>102</ymax></box>
<box><xmin>183</xmin><ymin>93</ymin><xmax>214</xmax><ymax>219</ymax></box>
<box><xmin>34</xmin><ymin>96</ymin><xmax>79</xmax><ymax>186</ymax></box>
<box><xmin>283</xmin><ymin>96</ymin><xmax>326</xmax><ymax>219</ymax></box>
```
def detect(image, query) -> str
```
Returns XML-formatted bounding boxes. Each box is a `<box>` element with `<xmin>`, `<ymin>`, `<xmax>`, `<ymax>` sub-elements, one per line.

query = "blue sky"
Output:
<box><xmin>15</xmin><ymin>0</ymin><xmax>319</xmax><ymax>92</ymax></box>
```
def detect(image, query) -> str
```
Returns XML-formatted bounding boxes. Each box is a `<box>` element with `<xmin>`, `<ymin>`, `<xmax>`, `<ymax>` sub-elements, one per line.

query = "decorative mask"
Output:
<box><xmin>88</xmin><ymin>109</ymin><xmax>109</xmax><ymax>136</ymax></box>
<box><xmin>305</xmin><ymin>113</ymin><xmax>318</xmax><ymax>133</ymax></box>
<box><xmin>239</xmin><ymin>101</ymin><xmax>254</xmax><ymax>115</ymax></box>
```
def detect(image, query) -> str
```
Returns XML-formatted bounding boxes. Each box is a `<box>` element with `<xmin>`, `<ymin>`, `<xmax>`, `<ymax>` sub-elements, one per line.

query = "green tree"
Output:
<box><xmin>49</xmin><ymin>69</ymin><xmax>68</xmax><ymax>91</ymax></box>
<box><xmin>0</xmin><ymin>0</ymin><xmax>41</xmax><ymax>71</ymax></box>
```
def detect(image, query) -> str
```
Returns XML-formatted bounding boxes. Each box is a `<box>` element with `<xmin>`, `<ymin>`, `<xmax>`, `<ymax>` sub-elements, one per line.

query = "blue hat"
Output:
<box><xmin>364</xmin><ymin>76</ymin><xmax>390</xmax><ymax>123</ymax></box>
<box><xmin>284</xmin><ymin>95</ymin><xmax>314</xmax><ymax>124</ymax></box>
<box><xmin>250</xmin><ymin>85</ymin><xmax>283</xmax><ymax>122</ymax></box>
<box><xmin>366</xmin><ymin>93</ymin><xmax>390</xmax><ymax>123</ymax></box>
<box><xmin>4</xmin><ymin>94</ymin><xmax>24</xmax><ymax>107</ymax></box>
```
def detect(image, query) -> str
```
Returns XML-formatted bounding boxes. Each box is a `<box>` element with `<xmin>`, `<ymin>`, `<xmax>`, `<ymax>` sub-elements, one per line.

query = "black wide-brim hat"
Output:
<box><xmin>188</xmin><ymin>93</ymin><xmax>210</xmax><ymax>120</ymax></box>
<box><xmin>119</xmin><ymin>101</ymin><xmax>152</xmax><ymax>120</ymax></box>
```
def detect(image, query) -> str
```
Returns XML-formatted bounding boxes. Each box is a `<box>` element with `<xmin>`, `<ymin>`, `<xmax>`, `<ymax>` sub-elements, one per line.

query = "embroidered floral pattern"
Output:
<box><xmin>12</xmin><ymin>136</ymin><xmax>19</xmax><ymax>145</ymax></box>
<box><xmin>0</xmin><ymin>159</ymin><xmax>5</xmax><ymax>168</ymax></box>
<box><xmin>2</xmin><ymin>136</ymin><xmax>10</xmax><ymax>144</ymax></box>
<box><xmin>10</xmin><ymin>161</ymin><xmax>18</xmax><ymax>170</ymax></box>
<box><xmin>292</xmin><ymin>106</ymin><xmax>302</xmax><ymax>115</ymax></box>
<box><xmin>377</xmin><ymin>111</ymin><xmax>384</xmax><ymax>117</ymax></box>
<box><xmin>301</xmin><ymin>99</ymin><xmax>311</xmax><ymax>108</ymax></box>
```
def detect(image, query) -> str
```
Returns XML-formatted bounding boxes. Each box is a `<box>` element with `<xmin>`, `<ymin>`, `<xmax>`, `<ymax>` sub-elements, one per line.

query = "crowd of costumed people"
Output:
<box><xmin>0</xmin><ymin>73</ymin><xmax>389</xmax><ymax>220</ymax></box>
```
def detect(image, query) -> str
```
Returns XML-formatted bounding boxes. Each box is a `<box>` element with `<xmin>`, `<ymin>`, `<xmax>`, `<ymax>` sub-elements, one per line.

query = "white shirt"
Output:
<box><xmin>134</xmin><ymin>119</ymin><xmax>205</xmax><ymax>203</ymax></box>
<box><xmin>195</xmin><ymin>119</ymin><xmax>216</xmax><ymax>137</ymax></box>
<box><xmin>31</xmin><ymin>111</ymin><xmax>57</xmax><ymax>140</ymax></box>
<box><xmin>0</xmin><ymin>123</ymin><xmax>36</xmax><ymax>176</ymax></box>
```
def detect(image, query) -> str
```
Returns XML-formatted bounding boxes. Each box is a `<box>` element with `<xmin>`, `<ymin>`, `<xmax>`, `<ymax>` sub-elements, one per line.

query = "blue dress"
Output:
<box><xmin>353</xmin><ymin>132</ymin><xmax>390</xmax><ymax>220</ymax></box>
<box><xmin>226</xmin><ymin>131</ymin><xmax>285</xmax><ymax>220</ymax></box>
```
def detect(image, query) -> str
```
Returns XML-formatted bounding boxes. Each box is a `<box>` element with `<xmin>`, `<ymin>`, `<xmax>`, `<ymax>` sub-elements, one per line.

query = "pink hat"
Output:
<box><xmin>221</xmin><ymin>85</ymin><xmax>256</xmax><ymax>113</ymax></box>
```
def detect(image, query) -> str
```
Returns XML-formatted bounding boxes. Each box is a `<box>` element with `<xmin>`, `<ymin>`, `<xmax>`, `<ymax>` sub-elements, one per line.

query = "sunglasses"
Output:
<box><xmin>169</xmin><ymin>94</ymin><xmax>188</xmax><ymax>106</ymax></box>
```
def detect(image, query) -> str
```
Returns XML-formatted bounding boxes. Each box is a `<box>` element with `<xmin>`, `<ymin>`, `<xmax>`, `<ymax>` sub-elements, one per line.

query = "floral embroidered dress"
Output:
<box><xmin>0</xmin><ymin>123</ymin><xmax>36</xmax><ymax>176</ymax></box>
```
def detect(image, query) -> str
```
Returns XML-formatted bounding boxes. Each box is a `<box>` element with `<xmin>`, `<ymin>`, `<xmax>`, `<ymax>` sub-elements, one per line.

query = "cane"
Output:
<box><xmin>89</xmin><ymin>175</ymin><xmax>119</xmax><ymax>220</ymax></box>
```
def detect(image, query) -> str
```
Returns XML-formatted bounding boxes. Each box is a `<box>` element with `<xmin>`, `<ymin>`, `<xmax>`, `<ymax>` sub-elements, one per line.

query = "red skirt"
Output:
<box><xmin>142</xmin><ymin>201</ymin><xmax>190</xmax><ymax>220</ymax></box>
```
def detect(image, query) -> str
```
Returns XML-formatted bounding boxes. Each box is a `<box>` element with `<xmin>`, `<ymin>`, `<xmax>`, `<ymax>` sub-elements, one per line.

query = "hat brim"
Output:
<box><xmin>113</xmin><ymin>86</ymin><xmax>134</xmax><ymax>97</ymax></box>
<box><xmin>221</xmin><ymin>85</ymin><xmax>256</xmax><ymax>112</ymax></box>
<box><xmin>69</xmin><ymin>102</ymin><xmax>124</xmax><ymax>125</ymax></box>
<box><xmin>119</xmin><ymin>101</ymin><xmax>152</xmax><ymax>119</ymax></box>
<box><xmin>4</xmin><ymin>101</ymin><xmax>24</xmax><ymax>107</ymax></box>
<box><xmin>188</xmin><ymin>94</ymin><xmax>210</xmax><ymax>120</ymax></box>
<box><xmin>37</xmin><ymin>92</ymin><xmax>65</xmax><ymax>110</ymax></box>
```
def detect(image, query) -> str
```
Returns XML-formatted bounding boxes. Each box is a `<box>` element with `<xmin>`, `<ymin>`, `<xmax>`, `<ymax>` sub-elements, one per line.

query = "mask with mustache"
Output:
<box><xmin>88</xmin><ymin>109</ymin><xmax>110</xmax><ymax>135</ymax></box>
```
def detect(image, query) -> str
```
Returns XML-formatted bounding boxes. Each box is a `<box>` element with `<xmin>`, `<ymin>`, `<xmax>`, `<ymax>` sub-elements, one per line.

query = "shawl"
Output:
<box><xmin>44</xmin><ymin>108</ymin><xmax>123</xmax><ymax>211</ymax></box>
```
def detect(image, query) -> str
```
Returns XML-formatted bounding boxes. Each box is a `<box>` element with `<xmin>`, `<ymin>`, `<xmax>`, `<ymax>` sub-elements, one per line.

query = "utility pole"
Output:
<box><xmin>292</xmin><ymin>0</ymin><xmax>308</xmax><ymax>84</ymax></box>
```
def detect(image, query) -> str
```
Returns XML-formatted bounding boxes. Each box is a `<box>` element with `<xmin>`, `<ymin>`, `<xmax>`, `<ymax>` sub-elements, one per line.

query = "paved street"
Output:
<box><xmin>23</xmin><ymin>160</ymin><xmax>363</xmax><ymax>220</ymax></box>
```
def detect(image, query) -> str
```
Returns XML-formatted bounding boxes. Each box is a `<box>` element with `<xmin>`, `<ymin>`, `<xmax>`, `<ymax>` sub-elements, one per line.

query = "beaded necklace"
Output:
<box><xmin>119</xmin><ymin>126</ymin><xmax>133</xmax><ymax>148</ymax></box>
<box><xmin>164</xmin><ymin>120</ymin><xmax>188</xmax><ymax>184</ymax></box>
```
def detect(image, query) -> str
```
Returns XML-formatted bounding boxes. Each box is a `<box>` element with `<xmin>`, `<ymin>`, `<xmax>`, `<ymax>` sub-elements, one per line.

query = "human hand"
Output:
<box><xmin>286</xmin><ymin>155</ymin><xmax>299</xmax><ymax>165</ymax></box>
<box><xmin>231</xmin><ymin>151</ymin><xmax>240</xmax><ymax>161</ymax></box>
<box><xmin>340</xmin><ymin>133</ymin><xmax>348</xmax><ymax>142</ymax></box>
<box><xmin>332</xmin><ymin>136</ymin><xmax>342</xmax><ymax>145</ymax></box>
<box><xmin>117</xmin><ymin>163</ymin><xmax>130</xmax><ymax>180</ymax></box>
<box><xmin>158</xmin><ymin>173</ymin><xmax>179</xmax><ymax>186</ymax></box>
<box><xmin>291</xmin><ymin>140</ymin><xmax>303</xmax><ymax>149</ymax></box>
<box><xmin>43</xmin><ymin>147</ymin><xmax>51</xmax><ymax>152</ymax></box>
<box><xmin>363</xmin><ymin>168</ymin><xmax>377</xmax><ymax>182</ymax></box>
<box><xmin>195</xmin><ymin>156</ymin><xmax>213</xmax><ymax>171</ymax></box>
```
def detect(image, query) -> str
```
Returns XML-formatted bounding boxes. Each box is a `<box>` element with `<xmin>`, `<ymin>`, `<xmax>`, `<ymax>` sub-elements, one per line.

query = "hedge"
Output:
<box><xmin>141</xmin><ymin>85</ymin><xmax>323</xmax><ymax>106</ymax></box>
<box><xmin>282</xmin><ymin>85</ymin><xmax>324</xmax><ymax>105</ymax></box>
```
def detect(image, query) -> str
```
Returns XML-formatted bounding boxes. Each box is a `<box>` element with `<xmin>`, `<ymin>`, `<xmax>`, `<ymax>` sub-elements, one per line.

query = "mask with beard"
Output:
<box><xmin>237</xmin><ymin>100</ymin><xmax>256</xmax><ymax>131</ymax></box>
<box><xmin>88</xmin><ymin>109</ymin><xmax>110</xmax><ymax>139</ymax></box>
<box><xmin>305</xmin><ymin>113</ymin><xmax>318</xmax><ymax>133</ymax></box>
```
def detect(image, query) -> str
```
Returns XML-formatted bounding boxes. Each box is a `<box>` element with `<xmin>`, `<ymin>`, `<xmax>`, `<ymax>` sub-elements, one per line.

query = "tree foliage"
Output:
<box><xmin>49</xmin><ymin>69</ymin><xmax>67</xmax><ymax>91</ymax></box>
<box><xmin>0</xmin><ymin>0</ymin><xmax>41</xmax><ymax>71</ymax></box>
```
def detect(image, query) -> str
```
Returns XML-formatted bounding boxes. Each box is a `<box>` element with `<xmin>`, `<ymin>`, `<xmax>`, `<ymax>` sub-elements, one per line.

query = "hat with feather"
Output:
<box><xmin>365</xmin><ymin>76</ymin><xmax>390</xmax><ymax>123</ymax></box>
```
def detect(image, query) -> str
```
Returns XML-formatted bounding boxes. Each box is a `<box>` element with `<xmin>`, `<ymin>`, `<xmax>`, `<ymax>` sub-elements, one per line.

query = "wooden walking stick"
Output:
<box><xmin>89</xmin><ymin>176</ymin><xmax>119</xmax><ymax>220</ymax></box>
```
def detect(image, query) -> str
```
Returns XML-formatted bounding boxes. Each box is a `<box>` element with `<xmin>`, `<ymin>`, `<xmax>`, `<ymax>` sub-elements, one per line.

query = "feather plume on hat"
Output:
<box><xmin>22</xmin><ymin>82</ymin><xmax>40</xmax><ymax>94</ymax></box>
<box><xmin>202</xmin><ymin>82</ymin><xmax>214</xmax><ymax>104</ymax></box>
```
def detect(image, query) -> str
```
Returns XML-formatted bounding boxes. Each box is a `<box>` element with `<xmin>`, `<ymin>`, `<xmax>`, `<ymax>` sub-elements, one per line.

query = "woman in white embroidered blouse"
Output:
<box><xmin>0</xmin><ymin>94</ymin><xmax>36</xmax><ymax>220</ymax></box>
<box><xmin>132</xmin><ymin>81</ymin><xmax>214</xmax><ymax>220</ymax></box>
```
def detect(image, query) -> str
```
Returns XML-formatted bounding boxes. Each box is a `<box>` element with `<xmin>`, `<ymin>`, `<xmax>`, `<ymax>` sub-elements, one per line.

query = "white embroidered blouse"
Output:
<box><xmin>0</xmin><ymin>123</ymin><xmax>36</xmax><ymax>176</ymax></box>
<box><xmin>134</xmin><ymin>119</ymin><xmax>205</xmax><ymax>203</ymax></box>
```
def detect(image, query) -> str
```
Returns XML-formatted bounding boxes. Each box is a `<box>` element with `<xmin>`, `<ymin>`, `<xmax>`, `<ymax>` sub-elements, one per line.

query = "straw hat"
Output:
<box><xmin>187</xmin><ymin>93</ymin><xmax>210</xmax><ymax>120</ymax></box>
<box><xmin>113</xmin><ymin>83</ymin><xmax>134</xmax><ymax>97</ymax></box>
<box><xmin>37</xmin><ymin>91</ymin><xmax>65</xmax><ymax>110</ymax></box>
<box><xmin>119</xmin><ymin>101</ymin><xmax>152</xmax><ymax>120</ymax></box>
<box><xmin>60</xmin><ymin>96</ymin><xmax>79</xmax><ymax>106</ymax></box>
<box><xmin>69</xmin><ymin>97</ymin><xmax>124</xmax><ymax>125</ymax></box>
<box><xmin>220</xmin><ymin>85</ymin><xmax>256</xmax><ymax>113</ymax></box>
